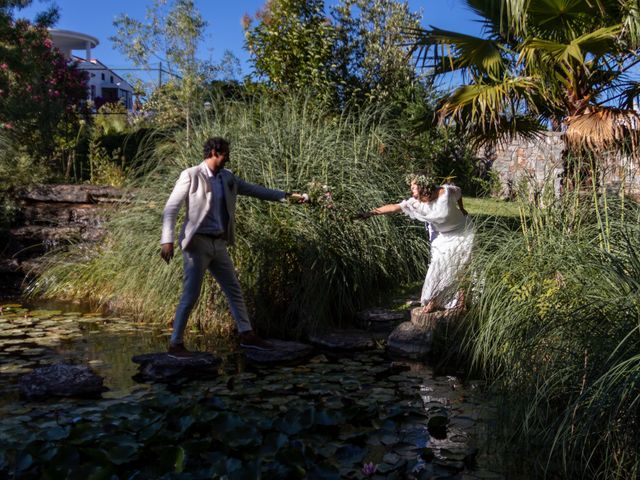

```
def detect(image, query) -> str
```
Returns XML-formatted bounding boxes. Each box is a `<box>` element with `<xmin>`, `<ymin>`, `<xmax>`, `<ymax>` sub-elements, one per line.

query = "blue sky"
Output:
<box><xmin>17</xmin><ymin>0</ymin><xmax>482</xmax><ymax>85</ymax></box>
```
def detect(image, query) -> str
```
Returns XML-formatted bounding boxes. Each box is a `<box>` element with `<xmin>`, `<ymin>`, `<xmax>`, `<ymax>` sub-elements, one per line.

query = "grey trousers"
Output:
<box><xmin>170</xmin><ymin>234</ymin><xmax>253</xmax><ymax>345</ymax></box>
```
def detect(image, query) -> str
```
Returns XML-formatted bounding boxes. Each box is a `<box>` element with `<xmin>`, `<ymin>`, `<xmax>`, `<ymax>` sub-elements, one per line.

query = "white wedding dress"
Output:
<box><xmin>399</xmin><ymin>185</ymin><xmax>474</xmax><ymax>308</ymax></box>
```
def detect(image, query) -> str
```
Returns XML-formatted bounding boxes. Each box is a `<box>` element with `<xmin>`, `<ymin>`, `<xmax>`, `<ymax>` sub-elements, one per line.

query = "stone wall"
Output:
<box><xmin>0</xmin><ymin>185</ymin><xmax>130</xmax><ymax>297</ymax></box>
<box><xmin>483</xmin><ymin>132</ymin><xmax>640</xmax><ymax>199</ymax></box>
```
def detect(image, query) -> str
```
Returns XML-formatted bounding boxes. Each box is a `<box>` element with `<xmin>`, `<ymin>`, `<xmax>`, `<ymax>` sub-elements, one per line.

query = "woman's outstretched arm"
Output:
<box><xmin>372</xmin><ymin>203</ymin><xmax>402</xmax><ymax>215</ymax></box>
<box><xmin>353</xmin><ymin>203</ymin><xmax>402</xmax><ymax>220</ymax></box>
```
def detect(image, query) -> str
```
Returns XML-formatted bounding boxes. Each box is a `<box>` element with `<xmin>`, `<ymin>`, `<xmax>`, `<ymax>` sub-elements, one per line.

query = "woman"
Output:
<box><xmin>358</xmin><ymin>173</ymin><xmax>474</xmax><ymax>313</ymax></box>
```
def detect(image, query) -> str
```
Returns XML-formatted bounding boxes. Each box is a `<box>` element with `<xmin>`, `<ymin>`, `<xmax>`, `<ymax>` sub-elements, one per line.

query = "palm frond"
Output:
<box><xmin>439</xmin><ymin>77</ymin><xmax>539</xmax><ymax>128</ymax></box>
<box><xmin>403</xmin><ymin>27</ymin><xmax>507</xmax><ymax>79</ymax></box>
<box><xmin>521</xmin><ymin>25</ymin><xmax>621</xmax><ymax>65</ymax></box>
<box><xmin>463</xmin><ymin>113</ymin><xmax>547</xmax><ymax>148</ymax></box>
<box><xmin>565</xmin><ymin>107</ymin><xmax>640</xmax><ymax>152</ymax></box>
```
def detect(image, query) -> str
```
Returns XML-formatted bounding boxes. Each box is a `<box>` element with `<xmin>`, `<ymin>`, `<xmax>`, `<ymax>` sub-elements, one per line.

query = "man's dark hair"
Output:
<box><xmin>203</xmin><ymin>137</ymin><xmax>230</xmax><ymax>159</ymax></box>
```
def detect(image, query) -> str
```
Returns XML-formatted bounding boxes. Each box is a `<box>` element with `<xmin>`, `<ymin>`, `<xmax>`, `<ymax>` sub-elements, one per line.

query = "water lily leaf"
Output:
<box><xmin>376</xmin><ymin>459</ymin><xmax>405</xmax><ymax>474</ymax></box>
<box><xmin>15</xmin><ymin>452</ymin><xmax>33</xmax><ymax>473</ymax></box>
<box><xmin>314</xmin><ymin>441</ymin><xmax>340</xmax><ymax>459</ymax></box>
<box><xmin>86</xmin><ymin>465</ymin><xmax>115</xmax><ymax>480</ymax></box>
<box><xmin>306</xmin><ymin>461</ymin><xmax>340</xmax><ymax>480</ymax></box>
<box><xmin>45</xmin><ymin>425</ymin><xmax>70</xmax><ymax>441</ymax></box>
<box><xmin>315</xmin><ymin>409</ymin><xmax>345</xmax><ymax>426</ymax></box>
<box><xmin>28</xmin><ymin>310</ymin><xmax>63</xmax><ymax>318</ymax></box>
<box><xmin>334</xmin><ymin>444</ymin><xmax>367</xmax><ymax>465</ymax></box>
<box><xmin>259</xmin><ymin>432</ymin><xmax>288</xmax><ymax>456</ymax></box>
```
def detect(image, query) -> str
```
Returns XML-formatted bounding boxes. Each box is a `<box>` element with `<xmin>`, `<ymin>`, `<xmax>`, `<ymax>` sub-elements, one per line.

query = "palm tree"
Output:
<box><xmin>404</xmin><ymin>0</ymin><xmax>640</xmax><ymax>154</ymax></box>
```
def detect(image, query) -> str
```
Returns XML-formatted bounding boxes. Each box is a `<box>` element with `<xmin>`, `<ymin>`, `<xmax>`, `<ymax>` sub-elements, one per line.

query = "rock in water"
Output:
<box><xmin>242</xmin><ymin>339</ymin><xmax>313</xmax><ymax>364</ymax></box>
<box><xmin>388</xmin><ymin>309</ymin><xmax>465</xmax><ymax>359</ymax></box>
<box><xmin>307</xmin><ymin>329</ymin><xmax>376</xmax><ymax>351</ymax></box>
<box><xmin>386</xmin><ymin>321</ymin><xmax>433</xmax><ymax>359</ymax></box>
<box><xmin>355</xmin><ymin>308</ymin><xmax>408</xmax><ymax>334</ymax></box>
<box><xmin>131</xmin><ymin>352</ymin><xmax>222</xmax><ymax>382</ymax></box>
<box><xmin>19</xmin><ymin>364</ymin><xmax>106</xmax><ymax>399</ymax></box>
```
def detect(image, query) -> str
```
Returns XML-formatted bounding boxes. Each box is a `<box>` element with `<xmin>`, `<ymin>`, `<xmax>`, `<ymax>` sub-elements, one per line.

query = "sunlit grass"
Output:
<box><xmin>463</xmin><ymin>196</ymin><xmax>522</xmax><ymax>218</ymax></box>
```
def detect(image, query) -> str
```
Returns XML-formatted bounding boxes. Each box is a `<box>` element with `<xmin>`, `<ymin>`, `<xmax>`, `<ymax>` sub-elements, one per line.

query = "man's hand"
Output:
<box><xmin>160</xmin><ymin>243</ymin><xmax>174</xmax><ymax>264</ymax></box>
<box><xmin>287</xmin><ymin>193</ymin><xmax>309</xmax><ymax>204</ymax></box>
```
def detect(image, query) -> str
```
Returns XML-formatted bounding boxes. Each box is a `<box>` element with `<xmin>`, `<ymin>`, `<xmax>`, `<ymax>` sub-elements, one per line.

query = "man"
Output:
<box><xmin>160</xmin><ymin>137</ymin><xmax>306</xmax><ymax>358</ymax></box>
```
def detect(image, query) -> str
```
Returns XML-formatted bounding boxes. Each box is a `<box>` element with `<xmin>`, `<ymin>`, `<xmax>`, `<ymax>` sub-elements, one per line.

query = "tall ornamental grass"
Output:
<box><xmin>31</xmin><ymin>95</ymin><xmax>430</xmax><ymax>335</ymax></box>
<box><xmin>465</xmin><ymin>169</ymin><xmax>640</xmax><ymax>478</ymax></box>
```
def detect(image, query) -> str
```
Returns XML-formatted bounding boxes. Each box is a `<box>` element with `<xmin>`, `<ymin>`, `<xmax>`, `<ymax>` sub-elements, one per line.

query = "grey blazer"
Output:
<box><xmin>161</xmin><ymin>163</ymin><xmax>285</xmax><ymax>248</ymax></box>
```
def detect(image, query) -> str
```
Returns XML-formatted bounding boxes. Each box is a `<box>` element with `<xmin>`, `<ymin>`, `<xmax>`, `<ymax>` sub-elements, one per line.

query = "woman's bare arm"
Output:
<box><xmin>372</xmin><ymin>203</ymin><xmax>402</xmax><ymax>215</ymax></box>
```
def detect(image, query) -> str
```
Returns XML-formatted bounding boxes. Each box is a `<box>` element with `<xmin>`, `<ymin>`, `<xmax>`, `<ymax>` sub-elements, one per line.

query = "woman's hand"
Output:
<box><xmin>352</xmin><ymin>211</ymin><xmax>374</xmax><ymax>220</ymax></box>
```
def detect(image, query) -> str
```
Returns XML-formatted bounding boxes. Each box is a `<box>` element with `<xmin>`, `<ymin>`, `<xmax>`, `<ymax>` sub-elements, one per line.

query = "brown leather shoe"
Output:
<box><xmin>239</xmin><ymin>331</ymin><xmax>274</xmax><ymax>351</ymax></box>
<box><xmin>167</xmin><ymin>343</ymin><xmax>195</xmax><ymax>359</ymax></box>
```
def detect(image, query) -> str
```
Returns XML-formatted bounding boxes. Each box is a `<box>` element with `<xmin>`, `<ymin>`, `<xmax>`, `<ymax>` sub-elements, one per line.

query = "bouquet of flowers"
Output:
<box><xmin>304</xmin><ymin>180</ymin><xmax>335</xmax><ymax>209</ymax></box>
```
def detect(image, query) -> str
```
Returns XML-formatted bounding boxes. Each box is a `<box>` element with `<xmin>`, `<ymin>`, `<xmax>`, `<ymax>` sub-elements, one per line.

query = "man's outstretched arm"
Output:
<box><xmin>236</xmin><ymin>177</ymin><xmax>306</xmax><ymax>203</ymax></box>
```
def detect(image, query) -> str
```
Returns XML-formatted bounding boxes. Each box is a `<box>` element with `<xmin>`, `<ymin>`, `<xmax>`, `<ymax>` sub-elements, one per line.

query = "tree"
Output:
<box><xmin>243</xmin><ymin>0</ymin><xmax>423</xmax><ymax>106</ymax></box>
<box><xmin>243</xmin><ymin>0</ymin><xmax>336</xmax><ymax>98</ymax></box>
<box><xmin>0</xmin><ymin>1</ymin><xmax>88</xmax><ymax>163</ymax></box>
<box><xmin>405</xmin><ymin>0</ymin><xmax>640</xmax><ymax>154</ymax></box>
<box><xmin>331</xmin><ymin>0</ymin><xmax>422</xmax><ymax>104</ymax></box>
<box><xmin>111</xmin><ymin>0</ymin><xmax>208</xmax><ymax>128</ymax></box>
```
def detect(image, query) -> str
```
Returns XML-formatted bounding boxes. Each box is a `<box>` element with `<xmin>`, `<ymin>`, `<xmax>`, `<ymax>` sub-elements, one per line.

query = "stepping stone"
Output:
<box><xmin>131</xmin><ymin>352</ymin><xmax>222</xmax><ymax>382</ymax></box>
<box><xmin>242</xmin><ymin>339</ymin><xmax>313</xmax><ymax>364</ymax></box>
<box><xmin>307</xmin><ymin>329</ymin><xmax>376</xmax><ymax>351</ymax></box>
<box><xmin>410</xmin><ymin>307</ymin><xmax>463</xmax><ymax>329</ymax></box>
<box><xmin>386</xmin><ymin>321</ymin><xmax>432</xmax><ymax>359</ymax></box>
<box><xmin>19</xmin><ymin>364</ymin><xmax>106</xmax><ymax>400</ymax></box>
<box><xmin>355</xmin><ymin>308</ymin><xmax>408</xmax><ymax>334</ymax></box>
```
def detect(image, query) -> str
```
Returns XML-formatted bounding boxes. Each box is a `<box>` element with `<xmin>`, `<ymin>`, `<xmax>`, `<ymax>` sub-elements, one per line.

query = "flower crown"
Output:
<box><xmin>405</xmin><ymin>173</ymin><xmax>438</xmax><ymax>192</ymax></box>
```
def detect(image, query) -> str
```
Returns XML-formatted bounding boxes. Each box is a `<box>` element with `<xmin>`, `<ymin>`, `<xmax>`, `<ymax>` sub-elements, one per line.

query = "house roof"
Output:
<box><xmin>49</xmin><ymin>29</ymin><xmax>99</xmax><ymax>53</ymax></box>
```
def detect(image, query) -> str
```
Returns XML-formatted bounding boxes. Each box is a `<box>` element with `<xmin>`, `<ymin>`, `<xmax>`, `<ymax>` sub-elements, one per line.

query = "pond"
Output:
<box><xmin>0</xmin><ymin>302</ymin><xmax>505</xmax><ymax>479</ymax></box>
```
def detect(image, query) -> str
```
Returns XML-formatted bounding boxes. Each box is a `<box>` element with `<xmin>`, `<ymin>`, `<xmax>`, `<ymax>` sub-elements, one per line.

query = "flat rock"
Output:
<box><xmin>19</xmin><ymin>364</ymin><xmax>106</xmax><ymax>399</ymax></box>
<box><xmin>131</xmin><ymin>352</ymin><xmax>222</xmax><ymax>382</ymax></box>
<box><xmin>242</xmin><ymin>339</ymin><xmax>313</xmax><ymax>364</ymax></box>
<box><xmin>355</xmin><ymin>308</ymin><xmax>408</xmax><ymax>333</ymax></box>
<box><xmin>19</xmin><ymin>184</ymin><xmax>130</xmax><ymax>204</ymax></box>
<box><xmin>307</xmin><ymin>329</ymin><xmax>376</xmax><ymax>350</ymax></box>
<box><xmin>387</xmin><ymin>321</ymin><xmax>432</xmax><ymax>359</ymax></box>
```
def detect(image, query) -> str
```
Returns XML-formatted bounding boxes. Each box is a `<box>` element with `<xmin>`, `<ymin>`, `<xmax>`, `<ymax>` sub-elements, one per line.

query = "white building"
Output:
<box><xmin>49</xmin><ymin>29</ymin><xmax>134</xmax><ymax>110</ymax></box>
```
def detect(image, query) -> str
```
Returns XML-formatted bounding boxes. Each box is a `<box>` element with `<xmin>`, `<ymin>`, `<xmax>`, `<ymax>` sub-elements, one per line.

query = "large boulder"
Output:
<box><xmin>307</xmin><ymin>329</ymin><xmax>376</xmax><ymax>351</ymax></box>
<box><xmin>19</xmin><ymin>364</ymin><xmax>106</xmax><ymax>400</ymax></box>
<box><xmin>386</xmin><ymin>321</ymin><xmax>433</xmax><ymax>359</ymax></box>
<box><xmin>242</xmin><ymin>339</ymin><xmax>313</xmax><ymax>365</ymax></box>
<box><xmin>131</xmin><ymin>352</ymin><xmax>222</xmax><ymax>382</ymax></box>
<box><xmin>387</xmin><ymin>309</ymin><xmax>465</xmax><ymax>359</ymax></box>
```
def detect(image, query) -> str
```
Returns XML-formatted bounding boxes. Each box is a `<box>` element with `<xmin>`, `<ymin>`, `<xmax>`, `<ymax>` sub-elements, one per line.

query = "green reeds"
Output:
<box><xmin>31</xmin><ymin>94</ymin><xmax>430</xmax><ymax>336</ymax></box>
<box><xmin>465</xmin><ymin>158</ymin><xmax>640</xmax><ymax>478</ymax></box>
